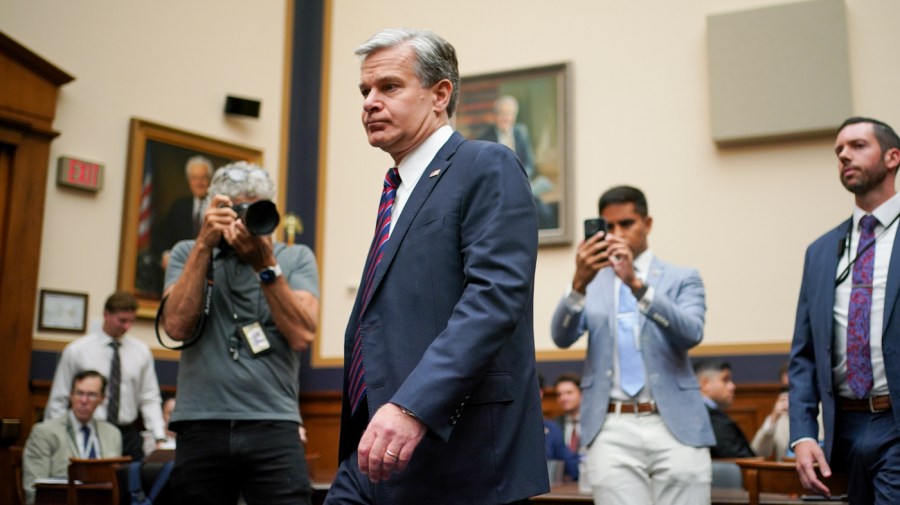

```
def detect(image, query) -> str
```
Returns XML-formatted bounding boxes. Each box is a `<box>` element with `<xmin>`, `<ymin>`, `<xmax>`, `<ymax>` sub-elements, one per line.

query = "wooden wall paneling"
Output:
<box><xmin>29</xmin><ymin>381</ymin><xmax>785</xmax><ymax>487</ymax></box>
<box><xmin>0</xmin><ymin>31</ymin><xmax>73</xmax><ymax>505</ymax></box>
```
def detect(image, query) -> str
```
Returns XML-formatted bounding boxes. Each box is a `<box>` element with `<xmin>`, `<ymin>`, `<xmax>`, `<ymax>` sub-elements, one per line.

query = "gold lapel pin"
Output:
<box><xmin>429</xmin><ymin>169</ymin><xmax>441</xmax><ymax>178</ymax></box>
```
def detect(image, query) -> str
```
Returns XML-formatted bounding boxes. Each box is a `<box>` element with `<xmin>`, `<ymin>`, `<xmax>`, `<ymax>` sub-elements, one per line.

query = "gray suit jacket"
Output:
<box><xmin>551</xmin><ymin>257</ymin><xmax>715</xmax><ymax>449</ymax></box>
<box><xmin>22</xmin><ymin>414</ymin><xmax>122</xmax><ymax>504</ymax></box>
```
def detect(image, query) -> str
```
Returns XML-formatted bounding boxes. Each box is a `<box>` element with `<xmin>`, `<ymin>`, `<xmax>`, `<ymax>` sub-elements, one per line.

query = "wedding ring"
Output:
<box><xmin>385</xmin><ymin>449</ymin><xmax>398</xmax><ymax>459</ymax></box>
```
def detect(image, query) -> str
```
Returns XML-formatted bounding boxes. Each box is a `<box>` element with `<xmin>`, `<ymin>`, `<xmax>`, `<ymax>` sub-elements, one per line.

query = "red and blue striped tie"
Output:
<box><xmin>349</xmin><ymin>167</ymin><xmax>401</xmax><ymax>414</ymax></box>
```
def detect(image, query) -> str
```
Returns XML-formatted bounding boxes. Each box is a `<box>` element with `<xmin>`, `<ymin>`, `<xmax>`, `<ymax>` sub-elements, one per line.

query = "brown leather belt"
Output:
<box><xmin>838</xmin><ymin>395</ymin><xmax>891</xmax><ymax>413</ymax></box>
<box><xmin>608</xmin><ymin>401</ymin><xmax>657</xmax><ymax>414</ymax></box>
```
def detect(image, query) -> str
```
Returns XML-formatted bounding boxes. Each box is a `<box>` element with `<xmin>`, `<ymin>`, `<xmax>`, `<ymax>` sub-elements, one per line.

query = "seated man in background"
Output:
<box><xmin>45</xmin><ymin>291</ymin><xmax>166</xmax><ymax>461</ymax></box>
<box><xmin>540</xmin><ymin>374</ymin><xmax>579</xmax><ymax>481</ymax></box>
<box><xmin>694</xmin><ymin>360</ymin><xmax>755</xmax><ymax>458</ymax></box>
<box><xmin>751</xmin><ymin>364</ymin><xmax>825</xmax><ymax>460</ymax></box>
<box><xmin>554</xmin><ymin>373</ymin><xmax>583</xmax><ymax>454</ymax></box>
<box><xmin>22</xmin><ymin>370</ymin><xmax>122</xmax><ymax>505</ymax></box>
<box><xmin>751</xmin><ymin>364</ymin><xmax>790</xmax><ymax>460</ymax></box>
<box><xmin>143</xmin><ymin>395</ymin><xmax>177</xmax><ymax>455</ymax></box>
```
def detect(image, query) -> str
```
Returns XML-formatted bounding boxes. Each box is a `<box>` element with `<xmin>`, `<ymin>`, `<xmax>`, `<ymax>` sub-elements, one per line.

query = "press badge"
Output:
<box><xmin>240</xmin><ymin>322</ymin><xmax>272</xmax><ymax>357</ymax></box>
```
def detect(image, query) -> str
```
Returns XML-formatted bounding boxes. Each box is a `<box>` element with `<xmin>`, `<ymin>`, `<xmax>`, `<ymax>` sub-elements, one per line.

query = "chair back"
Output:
<box><xmin>735</xmin><ymin>458</ymin><xmax>847</xmax><ymax>505</ymax></box>
<box><xmin>67</xmin><ymin>456</ymin><xmax>132</xmax><ymax>505</ymax></box>
<box><xmin>711</xmin><ymin>460</ymin><xmax>743</xmax><ymax>489</ymax></box>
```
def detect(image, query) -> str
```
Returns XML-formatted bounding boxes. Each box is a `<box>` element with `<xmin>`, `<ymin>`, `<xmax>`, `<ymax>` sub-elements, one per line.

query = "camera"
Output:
<box><xmin>233</xmin><ymin>200</ymin><xmax>280</xmax><ymax>235</ymax></box>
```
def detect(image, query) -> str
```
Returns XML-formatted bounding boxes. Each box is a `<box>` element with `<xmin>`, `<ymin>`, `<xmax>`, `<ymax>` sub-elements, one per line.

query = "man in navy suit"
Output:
<box><xmin>325</xmin><ymin>28</ymin><xmax>548</xmax><ymax>505</ymax></box>
<box><xmin>789</xmin><ymin>117</ymin><xmax>900</xmax><ymax>503</ymax></box>
<box><xmin>551</xmin><ymin>186</ymin><xmax>714</xmax><ymax>505</ymax></box>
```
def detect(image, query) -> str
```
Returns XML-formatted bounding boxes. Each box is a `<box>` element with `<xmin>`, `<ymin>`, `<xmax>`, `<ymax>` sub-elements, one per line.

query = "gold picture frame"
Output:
<box><xmin>456</xmin><ymin>63</ymin><xmax>572</xmax><ymax>245</ymax></box>
<box><xmin>117</xmin><ymin>118</ymin><xmax>262</xmax><ymax>318</ymax></box>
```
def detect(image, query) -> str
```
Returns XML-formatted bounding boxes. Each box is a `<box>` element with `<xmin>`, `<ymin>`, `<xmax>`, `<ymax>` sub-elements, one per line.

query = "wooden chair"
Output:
<box><xmin>66</xmin><ymin>456</ymin><xmax>131</xmax><ymax>505</ymax></box>
<box><xmin>735</xmin><ymin>458</ymin><xmax>848</xmax><ymax>505</ymax></box>
<box><xmin>11</xmin><ymin>445</ymin><xmax>25</xmax><ymax>505</ymax></box>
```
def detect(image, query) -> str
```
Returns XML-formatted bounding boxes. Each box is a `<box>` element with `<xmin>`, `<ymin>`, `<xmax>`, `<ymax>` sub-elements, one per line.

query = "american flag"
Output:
<box><xmin>137</xmin><ymin>147</ymin><xmax>153</xmax><ymax>250</ymax></box>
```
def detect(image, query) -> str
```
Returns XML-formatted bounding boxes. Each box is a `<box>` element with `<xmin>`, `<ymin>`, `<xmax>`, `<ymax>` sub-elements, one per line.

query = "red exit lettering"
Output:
<box><xmin>67</xmin><ymin>159</ymin><xmax>98</xmax><ymax>186</ymax></box>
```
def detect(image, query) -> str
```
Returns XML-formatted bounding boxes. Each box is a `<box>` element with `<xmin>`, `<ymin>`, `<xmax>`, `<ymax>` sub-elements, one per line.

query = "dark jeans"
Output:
<box><xmin>833</xmin><ymin>409</ymin><xmax>900</xmax><ymax>505</ymax></box>
<box><xmin>171</xmin><ymin>420</ymin><xmax>311</xmax><ymax>505</ymax></box>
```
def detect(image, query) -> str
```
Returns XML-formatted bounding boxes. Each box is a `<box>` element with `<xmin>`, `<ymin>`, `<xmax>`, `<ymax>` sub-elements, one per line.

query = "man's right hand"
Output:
<box><xmin>794</xmin><ymin>439</ymin><xmax>832</xmax><ymax>497</ymax></box>
<box><xmin>572</xmin><ymin>232</ymin><xmax>612</xmax><ymax>293</ymax></box>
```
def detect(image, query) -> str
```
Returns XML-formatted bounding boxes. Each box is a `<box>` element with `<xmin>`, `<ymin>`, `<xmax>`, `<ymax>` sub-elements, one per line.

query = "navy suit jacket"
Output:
<box><xmin>338</xmin><ymin>132</ymin><xmax>549</xmax><ymax>504</ymax></box>
<box><xmin>789</xmin><ymin>219</ymin><xmax>900</xmax><ymax>461</ymax></box>
<box><xmin>478</xmin><ymin>124</ymin><xmax>536</xmax><ymax>180</ymax></box>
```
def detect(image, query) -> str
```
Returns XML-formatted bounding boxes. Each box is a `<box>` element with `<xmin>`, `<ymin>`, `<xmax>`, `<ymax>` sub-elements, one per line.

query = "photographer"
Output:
<box><xmin>161</xmin><ymin>161</ymin><xmax>319</xmax><ymax>505</ymax></box>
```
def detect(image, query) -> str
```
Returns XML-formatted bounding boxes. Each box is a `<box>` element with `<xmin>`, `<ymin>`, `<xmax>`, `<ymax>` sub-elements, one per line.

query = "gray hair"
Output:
<box><xmin>494</xmin><ymin>95</ymin><xmax>519</xmax><ymax>114</ymax></box>
<box><xmin>184</xmin><ymin>155</ymin><xmax>213</xmax><ymax>178</ymax></box>
<box><xmin>355</xmin><ymin>28</ymin><xmax>460</xmax><ymax>117</ymax></box>
<box><xmin>208</xmin><ymin>161</ymin><xmax>275</xmax><ymax>200</ymax></box>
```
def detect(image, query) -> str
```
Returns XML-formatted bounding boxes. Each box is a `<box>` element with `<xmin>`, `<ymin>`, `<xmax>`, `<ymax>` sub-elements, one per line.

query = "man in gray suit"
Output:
<box><xmin>23</xmin><ymin>370</ymin><xmax>122</xmax><ymax>504</ymax></box>
<box><xmin>551</xmin><ymin>185</ymin><xmax>714</xmax><ymax>505</ymax></box>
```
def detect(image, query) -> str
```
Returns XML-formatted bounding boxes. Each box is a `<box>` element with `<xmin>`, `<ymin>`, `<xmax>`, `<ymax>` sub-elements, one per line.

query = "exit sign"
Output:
<box><xmin>56</xmin><ymin>156</ymin><xmax>104</xmax><ymax>192</ymax></box>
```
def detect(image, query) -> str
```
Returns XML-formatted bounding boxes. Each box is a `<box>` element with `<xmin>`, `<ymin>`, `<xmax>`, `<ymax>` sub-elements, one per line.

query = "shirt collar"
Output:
<box><xmin>68</xmin><ymin>410</ymin><xmax>93</xmax><ymax>431</ymax></box>
<box><xmin>632</xmin><ymin>249</ymin><xmax>654</xmax><ymax>281</ymax></box>
<box><xmin>701</xmin><ymin>395</ymin><xmax>719</xmax><ymax>410</ymax></box>
<box><xmin>853</xmin><ymin>192</ymin><xmax>900</xmax><ymax>230</ymax></box>
<box><xmin>396</xmin><ymin>125</ymin><xmax>453</xmax><ymax>190</ymax></box>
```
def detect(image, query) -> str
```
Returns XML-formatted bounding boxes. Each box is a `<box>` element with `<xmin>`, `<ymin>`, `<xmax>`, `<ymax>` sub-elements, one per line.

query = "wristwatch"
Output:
<box><xmin>257</xmin><ymin>264</ymin><xmax>283</xmax><ymax>284</ymax></box>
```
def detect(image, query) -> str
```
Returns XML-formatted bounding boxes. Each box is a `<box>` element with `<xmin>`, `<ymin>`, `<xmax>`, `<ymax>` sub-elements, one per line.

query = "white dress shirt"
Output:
<box><xmin>832</xmin><ymin>192</ymin><xmax>900</xmax><ymax>398</ymax></box>
<box><xmin>390</xmin><ymin>125</ymin><xmax>454</xmax><ymax>236</ymax></box>
<box><xmin>69</xmin><ymin>411</ymin><xmax>99</xmax><ymax>458</ymax></box>
<box><xmin>46</xmin><ymin>332</ymin><xmax>166</xmax><ymax>440</ymax></box>
<box><xmin>565</xmin><ymin>250</ymin><xmax>657</xmax><ymax>402</ymax></box>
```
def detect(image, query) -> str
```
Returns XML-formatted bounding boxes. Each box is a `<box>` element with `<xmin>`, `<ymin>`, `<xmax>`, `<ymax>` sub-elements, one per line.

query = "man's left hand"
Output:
<box><xmin>225</xmin><ymin>221</ymin><xmax>274</xmax><ymax>270</ymax></box>
<box><xmin>606</xmin><ymin>235</ymin><xmax>639</xmax><ymax>289</ymax></box>
<box><xmin>357</xmin><ymin>403</ymin><xmax>426</xmax><ymax>483</ymax></box>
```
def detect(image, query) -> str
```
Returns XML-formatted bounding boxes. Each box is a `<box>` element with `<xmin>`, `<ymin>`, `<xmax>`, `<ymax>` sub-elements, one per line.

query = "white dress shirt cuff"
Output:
<box><xmin>564</xmin><ymin>287</ymin><xmax>586</xmax><ymax>312</ymax></box>
<box><xmin>636</xmin><ymin>285</ymin><xmax>654</xmax><ymax>312</ymax></box>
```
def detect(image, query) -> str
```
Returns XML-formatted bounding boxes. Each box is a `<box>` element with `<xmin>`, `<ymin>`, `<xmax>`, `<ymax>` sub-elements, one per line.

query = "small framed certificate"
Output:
<box><xmin>38</xmin><ymin>289</ymin><xmax>88</xmax><ymax>333</ymax></box>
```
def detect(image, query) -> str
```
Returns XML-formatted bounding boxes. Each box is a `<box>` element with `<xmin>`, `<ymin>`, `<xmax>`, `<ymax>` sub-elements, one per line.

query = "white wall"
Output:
<box><xmin>0</xmin><ymin>0</ymin><xmax>289</xmax><ymax>350</ymax></box>
<box><xmin>5</xmin><ymin>0</ymin><xmax>900</xmax><ymax>362</ymax></box>
<box><xmin>316</xmin><ymin>0</ymin><xmax>900</xmax><ymax>361</ymax></box>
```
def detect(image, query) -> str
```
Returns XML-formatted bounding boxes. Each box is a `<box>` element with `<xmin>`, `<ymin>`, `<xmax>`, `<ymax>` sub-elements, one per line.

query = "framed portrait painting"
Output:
<box><xmin>117</xmin><ymin>118</ymin><xmax>262</xmax><ymax>318</ymax></box>
<box><xmin>456</xmin><ymin>63</ymin><xmax>572</xmax><ymax>245</ymax></box>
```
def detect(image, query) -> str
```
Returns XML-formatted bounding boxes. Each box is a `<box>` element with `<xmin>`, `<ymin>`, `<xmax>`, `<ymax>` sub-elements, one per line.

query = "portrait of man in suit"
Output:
<box><xmin>326</xmin><ymin>28</ymin><xmax>548</xmax><ymax>505</ymax></box>
<box><xmin>789</xmin><ymin>117</ymin><xmax>900</xmax><ymax>503</ymax></box>
<box><xmin>551</xmin><ymin>185</ymin><xmax>714</xmax><ymax>505</ymax></box>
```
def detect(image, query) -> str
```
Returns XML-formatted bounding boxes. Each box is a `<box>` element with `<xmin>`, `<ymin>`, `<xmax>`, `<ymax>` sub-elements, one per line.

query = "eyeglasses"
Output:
<box><xmin>73</xmin><ymin>391</ymin><xmax>102</xmax><ymax>400</ymax></box>
<box><xmin>222</xmin><ymin>165</ymin><xmax>269</xmax><ymax>183</ymax></box>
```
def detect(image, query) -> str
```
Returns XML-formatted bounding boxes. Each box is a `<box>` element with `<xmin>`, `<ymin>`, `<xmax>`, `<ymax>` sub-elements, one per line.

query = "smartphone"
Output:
<box><xmin>584</xmin><ymin>217</ymin><xmax>608</xmax><ymax>241</ymax></box>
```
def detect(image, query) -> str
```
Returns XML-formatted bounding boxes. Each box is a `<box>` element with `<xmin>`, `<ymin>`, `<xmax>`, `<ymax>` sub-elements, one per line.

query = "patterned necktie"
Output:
<box><xmin>107</xmin><ymin>340</ymin><xmax>121</xmax><ymax>425</ymax></box>
<box><xmin>349</xmin><ymin>167</ymin><xmax>401</xmax><ymax>414</ymax></box>
<box><xmin>81</xmin><ymin>425</ymin><xmax>97</xmax><ymax>459</ymax></box>
<box><xmin>847</xmin><ymin>214</ymin><xmax>877</xmax><ymax>399</ymax></box>
<box><xmin>617</xmin><ymin>282</ymin><xmax>644</xmax><ymax>397</ymax></box>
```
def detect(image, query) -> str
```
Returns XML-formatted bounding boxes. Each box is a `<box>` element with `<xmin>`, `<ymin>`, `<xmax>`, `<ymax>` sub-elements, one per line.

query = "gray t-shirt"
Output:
<box><xmin>164</xmin><ymin>240</ymin><xmax>319</xmax><ymax>424</ymax></box>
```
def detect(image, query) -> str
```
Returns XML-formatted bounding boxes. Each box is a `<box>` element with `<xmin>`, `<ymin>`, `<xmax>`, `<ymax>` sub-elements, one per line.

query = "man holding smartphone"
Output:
<box><xmin>550</xmin><ymin>185</ymin><xmax>714</xmax><ymax>505</ymax></box>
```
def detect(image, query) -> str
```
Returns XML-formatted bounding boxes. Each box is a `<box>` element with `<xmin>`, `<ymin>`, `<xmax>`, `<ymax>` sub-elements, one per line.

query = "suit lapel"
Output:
<box><xmin>638</xmin><ymin>258</ymin><xmax>666</xmax><ymax>334</ymax></box>
<box><xmin>883</xmin><ymin>221</ymin><xmax>900</xmax><ymax>332</ymax></box>
<box><xmin>360</xmin><ymin>132</ymin><xmax>463</xmax><ymax>316</ymax></box>
<box><xmin>65</xmin><ymin>416</ymin><xmax>80</xmax><ymax>457</ymax></box>
<box><xmin>813</xmin><ymin>220</ymin><xmax>849</xmax><ymax>345</ymax></box>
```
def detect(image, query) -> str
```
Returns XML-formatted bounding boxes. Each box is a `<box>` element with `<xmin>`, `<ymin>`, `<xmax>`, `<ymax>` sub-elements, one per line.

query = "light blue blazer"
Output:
<box><xmin>551</xmin><ymin>257</ymin><xmax>715</xmax><ymax>449</ymax></box>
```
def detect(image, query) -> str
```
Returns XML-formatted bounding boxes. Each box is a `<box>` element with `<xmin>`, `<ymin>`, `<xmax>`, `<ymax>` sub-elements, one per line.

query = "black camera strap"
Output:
<box><xmin>155</xmin><ymin>254</ymin><xmax>214</xmax><ymax>350</ymax></box>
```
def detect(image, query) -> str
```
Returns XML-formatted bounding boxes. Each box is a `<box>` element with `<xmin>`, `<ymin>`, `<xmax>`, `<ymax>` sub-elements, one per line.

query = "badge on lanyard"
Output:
<box><xmin>240</xmin><ymin>321</ymin><xmax>272</xmax><ymax>357</ymax></box>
